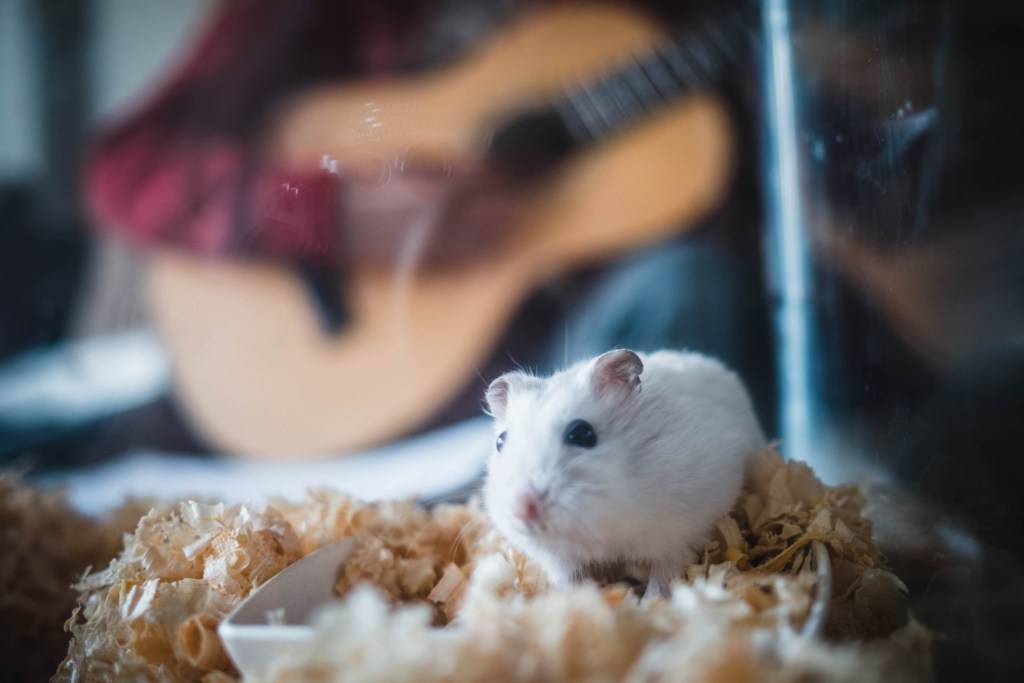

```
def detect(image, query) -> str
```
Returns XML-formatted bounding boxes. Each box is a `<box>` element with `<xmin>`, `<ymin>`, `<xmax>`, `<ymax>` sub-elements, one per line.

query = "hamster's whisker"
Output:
<box><xmin>558</xmin><ymin>480</ymin><xmax>602</xmax><ymax>498</ymax></box>
<box><xmin>374</xmin><ymin>501</ymin><xmax>432</xmax><ymax>550</ymax></box>
<box><xmin>563</xmin><ymin>321</ymin><xmax>570</xmax><ymax>367</ymax></box>
<box><xmin>449</xmin><ymin>517</ymin><xmax>486</xmax><ymax>564</ymax></box>
<box><xmin>555</xmin><ymin>493</ymin><xmax>588</xmax><ymax>516</ymax></box>
<box><xmin>557</xmin><ymin>500</ymin><xmax>579</xmax><ymax>517</ymax></box>
<box><xmin>506</xmin><ymin>351</ymin><xmax>526</xmax><ymax>372</ymax></box>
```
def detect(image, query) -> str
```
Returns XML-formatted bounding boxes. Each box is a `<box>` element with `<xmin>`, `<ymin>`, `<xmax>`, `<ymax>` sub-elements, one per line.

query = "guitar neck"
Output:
<box><xmin>557</xmin><ymin>6</ymin><xmax>757</xmax><ymax>145</ymax></box>
<box><xmin>486</xmin><ymin>5</ymin><xmax>756</xmax><ymax>176</ymax></box>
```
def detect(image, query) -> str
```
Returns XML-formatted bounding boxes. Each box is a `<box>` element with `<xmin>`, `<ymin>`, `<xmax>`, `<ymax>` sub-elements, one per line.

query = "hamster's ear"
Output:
<box><xmin>591</xmin><ymin>349</ymin><xmax>643</xmax><ymax>399</ymax></box>
<box><xmin>484</xmin><ymin>372</ymin><xmax>537</xmax><ymax>421</ymax></box>
<box><xmin>485</xmin><ymin>376</ymin><xmax>512</xmax><ymax>420</ymax></box>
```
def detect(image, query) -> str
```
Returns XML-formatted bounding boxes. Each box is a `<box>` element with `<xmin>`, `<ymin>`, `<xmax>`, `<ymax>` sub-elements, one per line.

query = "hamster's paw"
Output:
<box><xmin>644</xmin><ymin>561</ymin><xmax>680</xmax><ymax>600</ymax></box>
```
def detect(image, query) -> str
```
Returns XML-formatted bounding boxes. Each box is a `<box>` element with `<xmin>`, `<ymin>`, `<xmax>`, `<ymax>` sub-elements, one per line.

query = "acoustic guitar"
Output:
<box><xmin>148</xmin><ymin>3</ymin><xmax>751</xmax><ymax>457</ymax></box>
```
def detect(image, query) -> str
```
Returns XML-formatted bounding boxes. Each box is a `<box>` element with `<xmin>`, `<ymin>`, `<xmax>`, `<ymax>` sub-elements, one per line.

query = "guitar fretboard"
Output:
<box><xmin>556</xmin><ymin>6</ymin><xmax>757</xmax><ymax>145</ymax></box>
<box><xmin>484</xmin><ymin>5</ymin><xmax>756</xmax><ymax>177</ymax></box>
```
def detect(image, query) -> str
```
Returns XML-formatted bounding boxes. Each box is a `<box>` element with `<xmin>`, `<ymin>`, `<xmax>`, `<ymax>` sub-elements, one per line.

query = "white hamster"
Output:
<box><xmin>482</xmin><ymin>348</ymin><xmax>766</xmax><ymax>598</ymax></box>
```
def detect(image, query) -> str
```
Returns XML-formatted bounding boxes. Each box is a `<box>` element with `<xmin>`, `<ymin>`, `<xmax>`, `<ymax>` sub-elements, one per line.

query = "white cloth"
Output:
<box><xmin>41</xmin><ymin>417</ymin><xmax>491</xmax><ymax>516</ymax></box>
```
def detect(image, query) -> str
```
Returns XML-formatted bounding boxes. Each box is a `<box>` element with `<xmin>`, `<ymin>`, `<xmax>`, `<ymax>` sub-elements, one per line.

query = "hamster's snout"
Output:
<box><xmin>513</xmin><ymin>489</ymin><xmax>548</xmax><ymax>531</ymax></box>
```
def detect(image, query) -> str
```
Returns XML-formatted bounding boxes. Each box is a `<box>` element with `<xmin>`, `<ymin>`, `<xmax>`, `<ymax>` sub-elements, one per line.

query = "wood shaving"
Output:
<box><xmin>0</xmin><ymin>471</ymin><xmax>149</xmax><ymax>683</ymax></box>
<box><xmin>46</xmin><ymin>447</ymin><xmax>930</xmax><ymax>682</ymax></box>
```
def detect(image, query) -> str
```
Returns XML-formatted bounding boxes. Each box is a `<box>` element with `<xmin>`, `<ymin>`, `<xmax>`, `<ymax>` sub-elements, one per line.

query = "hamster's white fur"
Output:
<box><xmin>482</xmin><ymin>349</ymin><xmax>766</xmax><ymax>598</ymax></box>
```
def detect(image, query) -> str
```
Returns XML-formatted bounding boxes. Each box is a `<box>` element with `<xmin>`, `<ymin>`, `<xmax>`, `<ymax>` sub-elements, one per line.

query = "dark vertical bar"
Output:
<box><xmin>32</xmin><ymin>0</ymin><xmax>91</xmax><ymax>235</ymax></box>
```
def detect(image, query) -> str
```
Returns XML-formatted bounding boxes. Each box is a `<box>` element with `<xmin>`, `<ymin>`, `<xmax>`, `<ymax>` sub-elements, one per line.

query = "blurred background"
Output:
<box><xmin>1</xmin><ymin>0</ymin><xmax>1023</xmax><ymax>678</ymax></box>
<box><xmin>0</xmin><ymin>0</ymin><xmax>210</xmax><ymax>461</ymax></box>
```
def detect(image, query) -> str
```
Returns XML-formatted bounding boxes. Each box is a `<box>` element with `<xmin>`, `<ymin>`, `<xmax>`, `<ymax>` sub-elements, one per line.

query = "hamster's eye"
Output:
<box><xmin>563</xmin><ymin>419</ymin><xmax>597</xmax><ymax>448</ymax></box>
<box><xmin>496</xmin><ymin>431</ymin><xmax>507</xmax><ymax>452</ymax></box>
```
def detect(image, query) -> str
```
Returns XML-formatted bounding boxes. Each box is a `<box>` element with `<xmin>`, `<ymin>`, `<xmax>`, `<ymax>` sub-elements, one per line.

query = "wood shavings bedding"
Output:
<box><xmin>45</xmin><ymin>447</ymin><xmax>930</xmax><ymax>682</ymax></box>
<box><xmin>0</xmin><ymin>472</ymin><xmax>152</xmax><ymax>683</ymax></box>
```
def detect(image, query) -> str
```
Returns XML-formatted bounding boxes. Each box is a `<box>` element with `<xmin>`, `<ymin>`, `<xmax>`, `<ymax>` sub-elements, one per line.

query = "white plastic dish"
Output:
<box><xmin>218</xmin><ymin>538</ymin><xmax>355</xmax><ymax>681</ymax></box>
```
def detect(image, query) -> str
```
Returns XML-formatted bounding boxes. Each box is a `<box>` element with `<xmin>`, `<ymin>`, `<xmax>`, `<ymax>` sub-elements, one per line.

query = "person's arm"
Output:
<box><xmin>85</xmin><ymin>0</ymin><xmax>531</xmax><ymax>271</ymax></box>
<box><xmin>87</xmin><ymin>124</ymin><xmax>340</xmax><ymax>264</ymax></box>
<box><xmin>84</xmin><ymin>0</ymin><xmax>348</xmax><ymax>266</ymax></box>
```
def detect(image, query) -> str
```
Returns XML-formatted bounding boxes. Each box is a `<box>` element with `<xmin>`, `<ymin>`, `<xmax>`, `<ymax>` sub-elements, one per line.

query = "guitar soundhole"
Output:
<box><xmin>487</xmin><ymin>107</ymin><xmax>580</xmax><ymax>179</ymax></box>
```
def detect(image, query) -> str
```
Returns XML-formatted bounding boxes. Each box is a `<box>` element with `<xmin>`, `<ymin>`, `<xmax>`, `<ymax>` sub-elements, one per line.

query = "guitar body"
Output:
<box><xmin>149</xmin><ymin>3</ymin><xmax>736</xmax><ymax>457</ymax></box>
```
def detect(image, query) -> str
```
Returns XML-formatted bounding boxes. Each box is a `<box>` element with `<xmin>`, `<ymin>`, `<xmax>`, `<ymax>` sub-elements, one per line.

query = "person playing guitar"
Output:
<box><xmin>85</xmin><ymin>0</ymin><xmax>768</xmax><ymax>457</ymax></box>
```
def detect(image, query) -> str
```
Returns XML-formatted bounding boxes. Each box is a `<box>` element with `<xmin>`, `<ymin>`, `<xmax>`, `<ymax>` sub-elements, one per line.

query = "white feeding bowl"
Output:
<box><xmin>218</xmin><ymin>538</ymin><xmax>356</xmax><ymax>681</ymax></box>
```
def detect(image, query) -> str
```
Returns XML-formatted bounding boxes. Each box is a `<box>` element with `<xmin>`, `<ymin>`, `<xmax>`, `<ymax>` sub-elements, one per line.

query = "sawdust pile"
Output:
<box><xmin>49</xmin><ymin>447</ymin><xmax>930</xmax><ymax>682</ymax></box>
<box><xmin>0</xmin><ymin>472</ymin><xmax>147</xmax><ymax>683</ymax></box>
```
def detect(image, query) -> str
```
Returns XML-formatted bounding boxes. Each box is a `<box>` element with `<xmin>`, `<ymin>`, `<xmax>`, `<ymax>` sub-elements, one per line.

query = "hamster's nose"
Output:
<box><xmin>513</xmin><ymin>491</ymin><xmax>542</xmax><ymax>524</ymax></box>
